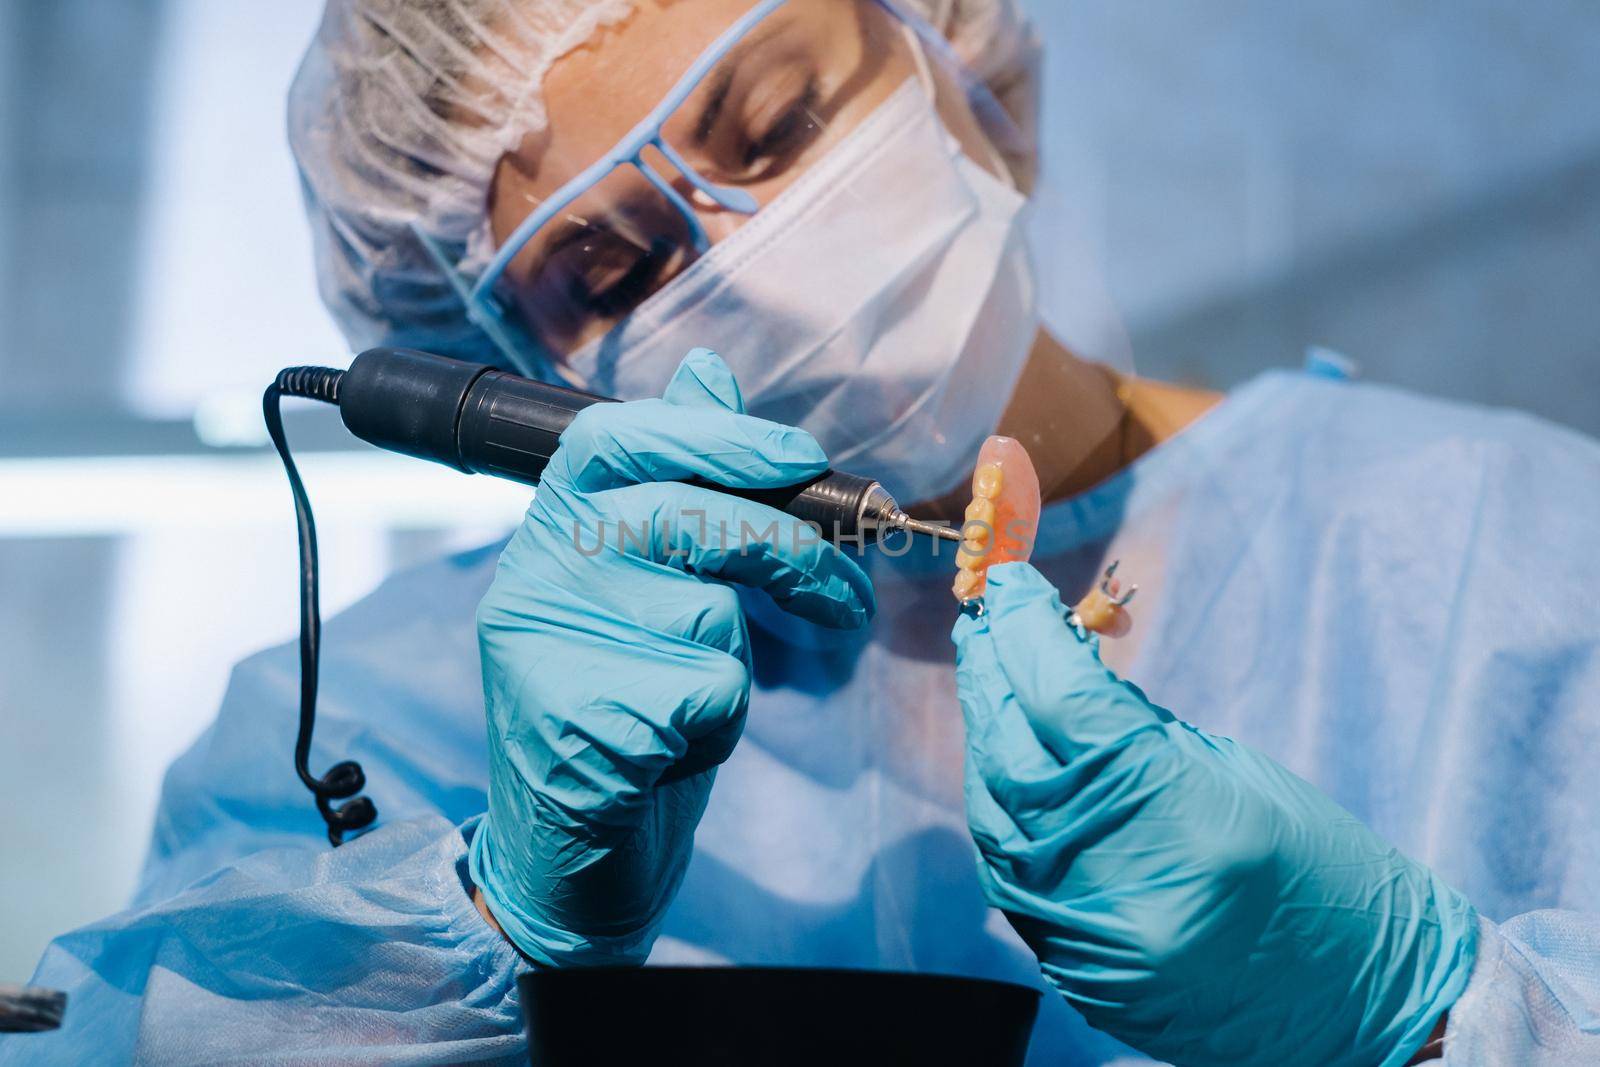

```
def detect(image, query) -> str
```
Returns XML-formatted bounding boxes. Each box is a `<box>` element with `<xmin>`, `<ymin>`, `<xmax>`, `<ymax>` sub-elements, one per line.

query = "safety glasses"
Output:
<box><xmin>420</xmin><ymin>0</ymin><xmax>1013</xmax><ymax>378</ymax></box>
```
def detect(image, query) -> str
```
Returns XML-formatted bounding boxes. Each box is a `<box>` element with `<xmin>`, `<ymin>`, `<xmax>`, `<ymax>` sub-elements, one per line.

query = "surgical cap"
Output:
<box><xmin>288</xmin><ymin>0</ymin><xmax>1039</xmax><ymax>362</ymax></box>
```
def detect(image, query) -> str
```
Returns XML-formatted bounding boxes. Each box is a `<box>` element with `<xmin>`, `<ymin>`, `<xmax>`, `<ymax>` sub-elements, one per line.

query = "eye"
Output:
<box><xmin>742</xmin><ymin>81</ymin><xmax>822</xmax><ymax>170</ymax></box>
<box><xmin>587</xmin><ymin>236</ymin><xmax>680</xmax><ymax>317</ymax></box>
<box><xmin>544</xmin><ymin>227</ymin><xmax>680</xmax><ymax>319</ymax></box>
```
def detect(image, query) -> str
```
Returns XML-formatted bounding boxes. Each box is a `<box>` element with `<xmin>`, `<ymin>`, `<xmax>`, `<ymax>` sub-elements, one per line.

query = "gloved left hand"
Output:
<box><xmin>954</xmin><ymin>563</ymin><xmax>1478</xmax><ymax>1067</ymax></box>
<box><xmin>471</xmin><ymin>349</ymin><xmax>875</xmax><ymax>968</ymax></box>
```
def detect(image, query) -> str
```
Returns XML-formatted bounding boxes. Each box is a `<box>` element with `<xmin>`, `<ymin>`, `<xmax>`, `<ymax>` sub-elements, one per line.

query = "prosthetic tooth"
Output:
<box><xmin>963</xmin><ymin>521</ymin><xmax>991</xmax><ymax>547</ymax></box>
<box><xmin>1073</xmin><ymin>593</ymin><xmax>1118</xmax><ymax>633</ymax></box>
<box><xmin>957</xmin><ymin>540</ymin><xmax>987</xmax><ymax>570</ymax></box>
<box><xmin>952</xmin><ymin>568</ymin><xmax>983</xmax><ymax>600</ymax></box>
<box><xmin>1069</xmin><ymin>561</ymin><xmax>1139</xmax><ymax>636</ymax></box>
<box><xmin>973</xmin><ymin>464</ymin><xmax>1003</xmax><ymax>500</ymax></box>
<box><xmin>964</xmin><ymin>497</ymin><xmax>996</xmax><ymax>529</ymax></box>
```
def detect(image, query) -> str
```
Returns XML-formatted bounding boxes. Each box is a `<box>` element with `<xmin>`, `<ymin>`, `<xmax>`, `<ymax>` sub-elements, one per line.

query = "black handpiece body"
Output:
<box><xmin>336</xmin><ymin>347</ymin><xmax>886</xmax><ymax>543</ymax></box>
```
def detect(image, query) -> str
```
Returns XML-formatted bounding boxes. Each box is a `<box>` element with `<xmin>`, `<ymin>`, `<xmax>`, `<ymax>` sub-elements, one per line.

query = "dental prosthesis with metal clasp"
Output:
<box><xmin>953</xmin><ymin>435</ymin><xmax>1136</xmax><ymax>636</ymax></box>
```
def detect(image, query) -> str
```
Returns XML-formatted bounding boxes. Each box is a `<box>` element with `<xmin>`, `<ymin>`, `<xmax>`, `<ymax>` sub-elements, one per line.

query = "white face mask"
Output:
<box><xmin>563</xmin><ymin>73</ymin><xmax>1038</xmax><ymax>506</ymax></box>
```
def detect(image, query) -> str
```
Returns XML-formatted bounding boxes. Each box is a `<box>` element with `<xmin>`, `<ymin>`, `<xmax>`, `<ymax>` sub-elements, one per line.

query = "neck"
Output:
<box><xmin>997</xmin><ymin>330</ymin><xmax>1129</xmax><ymax>503</ymax></box>
<box><xmin>921</xmin><ymin>329</ymin><xmax>1222</xmax><ymax>519</ymax></box>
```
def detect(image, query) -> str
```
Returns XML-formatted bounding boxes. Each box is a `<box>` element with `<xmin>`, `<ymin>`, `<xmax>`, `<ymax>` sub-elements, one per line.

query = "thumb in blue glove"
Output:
<box><xmin>953</xmin><ymin>562</ymin><xmax>1476</xmax><ymax>1067</ymax></box>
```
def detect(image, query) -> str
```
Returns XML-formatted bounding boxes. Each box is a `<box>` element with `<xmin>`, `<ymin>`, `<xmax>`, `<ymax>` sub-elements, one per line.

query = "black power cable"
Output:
<box><xmin>0</xmin><ymin>984</ymin><xmax>66</xmax><ymax>1033</ymax></box>
<box><xmin>260</xmin><ymin>347</ymin><xmax>960</xmax><ymax>844</ymax></box>
<box><xmin>262</xmin><ymin>366</ymin><xmax>375</xmax><ymax>846</ymax></box>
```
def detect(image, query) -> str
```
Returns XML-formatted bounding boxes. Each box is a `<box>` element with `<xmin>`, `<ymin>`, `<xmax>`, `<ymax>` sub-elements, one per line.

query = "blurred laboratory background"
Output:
<box><xmin>1</xmin><ymin>0</ymin><xmax>1597</xmax><ymax>981</ymax></box>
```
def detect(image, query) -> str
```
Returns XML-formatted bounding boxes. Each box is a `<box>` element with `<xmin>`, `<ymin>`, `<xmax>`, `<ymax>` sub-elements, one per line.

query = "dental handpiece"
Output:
<box><xmin>318</xmin><ymin>347</ymin><xmax>960</xmax><ymax>547</ymax></box>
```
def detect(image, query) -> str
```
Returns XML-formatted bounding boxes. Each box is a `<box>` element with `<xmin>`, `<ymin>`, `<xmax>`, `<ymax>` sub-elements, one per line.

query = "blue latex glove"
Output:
<box><xmin>953</xmin><ymin>563</ymin><xmax>1477</xmax><ymax>1067</ymax></box>
<box><xmin>470</xmin><ymin>349</ymin><xmax>875</xmax><ymax>967</ymax></box>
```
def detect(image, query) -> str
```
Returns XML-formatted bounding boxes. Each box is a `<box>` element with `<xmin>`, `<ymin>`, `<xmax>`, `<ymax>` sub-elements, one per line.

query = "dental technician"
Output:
<box><xmin>5</xmin><ymin>2</ymin><xmax>1600</xmax><ymax>1065</ymax></box>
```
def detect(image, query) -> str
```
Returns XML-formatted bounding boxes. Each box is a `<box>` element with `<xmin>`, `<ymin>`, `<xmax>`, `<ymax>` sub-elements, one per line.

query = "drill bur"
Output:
<box><xmin>891</xmin><ymin>510</ymin><xmax>962</xmax><ymax>543</ymax></box>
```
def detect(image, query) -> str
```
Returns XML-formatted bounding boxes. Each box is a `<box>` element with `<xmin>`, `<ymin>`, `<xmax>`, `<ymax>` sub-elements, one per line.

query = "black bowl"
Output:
<box><xmin>520</xmin><ymin>966</ymin><xmax>1041</xmax><ymax>1065</ymax></box>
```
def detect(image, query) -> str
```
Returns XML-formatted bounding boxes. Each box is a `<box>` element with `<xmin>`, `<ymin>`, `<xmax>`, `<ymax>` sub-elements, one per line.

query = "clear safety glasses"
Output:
<box><xmin>420</xmin><ymin>0</ymin><xmax>1015</xmax><ymax>378</ymax></box>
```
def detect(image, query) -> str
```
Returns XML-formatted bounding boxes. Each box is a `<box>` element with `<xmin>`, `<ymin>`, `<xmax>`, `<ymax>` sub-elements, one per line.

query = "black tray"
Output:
<box><xmin>520</xmin><ymin>966</ymin><xmax>1040</xmax><ymax>1065</ymax></box>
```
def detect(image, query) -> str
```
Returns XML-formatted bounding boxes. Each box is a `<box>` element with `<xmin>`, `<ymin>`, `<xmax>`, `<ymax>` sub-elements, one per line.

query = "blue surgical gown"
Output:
<box><xmin>6</xmin><ymin>366</ymin><xmax>1600</xmax><ymax>1065</ymax></box>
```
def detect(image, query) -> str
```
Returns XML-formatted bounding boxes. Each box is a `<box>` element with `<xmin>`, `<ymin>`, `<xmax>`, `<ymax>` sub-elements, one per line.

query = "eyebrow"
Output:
<box><xmin>688</xmin><ymin>20</ymin><xmax>793</xmax><ymax>147</ymax></box>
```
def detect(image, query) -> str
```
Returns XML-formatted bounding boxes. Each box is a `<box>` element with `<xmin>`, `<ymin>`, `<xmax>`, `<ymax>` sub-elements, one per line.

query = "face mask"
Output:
<box><xmin>562</xmin><ymin>74</ymin><xmax>1038</xmax><ymax>506</ymax></box>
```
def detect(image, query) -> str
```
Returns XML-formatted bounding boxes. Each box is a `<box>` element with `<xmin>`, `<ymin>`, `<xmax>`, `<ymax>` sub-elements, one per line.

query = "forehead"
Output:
<box><xmin>521</xmin><ymin>0</ymin><xmax>843</xmax><ymax>195</ymax></box>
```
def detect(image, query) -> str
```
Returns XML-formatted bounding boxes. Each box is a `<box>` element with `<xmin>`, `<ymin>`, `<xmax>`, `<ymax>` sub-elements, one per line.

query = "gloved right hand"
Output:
<box><xmin>469</xmin><ymin>349</ymin><xmax>875</xmax><ymax>967</ymax></box>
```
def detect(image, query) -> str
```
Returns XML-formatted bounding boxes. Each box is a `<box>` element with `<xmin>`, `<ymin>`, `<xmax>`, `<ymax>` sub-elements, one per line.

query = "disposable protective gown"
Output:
<box><xmin>6</xmin><ymin>366</ymin><xmax>1600</xmax><ymax>1065</ymax></box>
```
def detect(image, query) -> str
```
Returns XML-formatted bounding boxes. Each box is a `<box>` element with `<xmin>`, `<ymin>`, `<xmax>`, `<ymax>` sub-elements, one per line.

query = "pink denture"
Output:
<box><xmin>952</xmin><ymin>435</ymin><xmax>1041</xmax><ymax>602</ymax></box>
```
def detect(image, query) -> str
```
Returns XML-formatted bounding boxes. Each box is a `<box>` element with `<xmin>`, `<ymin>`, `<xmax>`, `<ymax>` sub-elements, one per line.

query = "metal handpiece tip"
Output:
<box><xmin>898</xmin><ymin>515</ymin><xmax>962</xmax><ymax>542</ymax></box>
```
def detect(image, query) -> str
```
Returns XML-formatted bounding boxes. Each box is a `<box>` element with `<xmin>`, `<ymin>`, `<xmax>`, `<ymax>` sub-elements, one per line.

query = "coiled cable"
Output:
<box><xmin>262</xmin><ymin>366</ymin><xmax>375</xmax><ymax>846</ymax></box>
